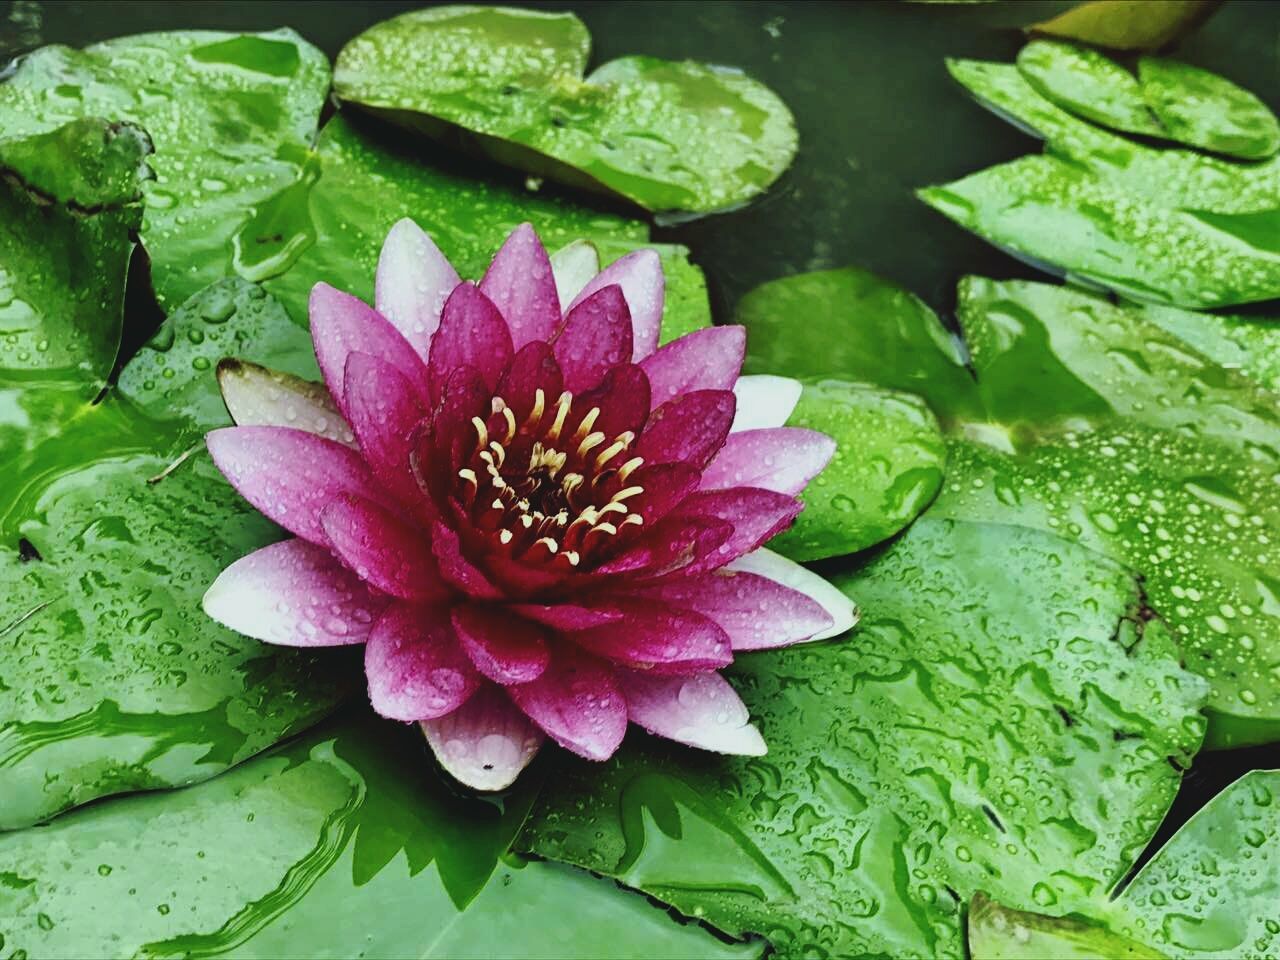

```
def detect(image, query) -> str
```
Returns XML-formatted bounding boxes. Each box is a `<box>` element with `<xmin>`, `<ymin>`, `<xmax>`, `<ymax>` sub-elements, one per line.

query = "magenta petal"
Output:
<box><xmin>639</xmin><ymin>326</ymin><xmax>745</xmax><ymax>409</ymax></box>
<box><xmin>428</xmin><ymin>282</ymin><xmax>515</xmax><ymax>400</ymax></box>
<box><xmin>700</xmin><ymin>428</ymin><xmax>836</xmax><ymax>496</ymax></box>
<box><xmin>203</xmin><ymin>539</ymin><xmax>386</xmax><ymax>647</ymax></box>
<box><xmin>320</xmin><ymin>495</ymin><xmax>447</xmax><ymax>603</ymax></box>
<box><xmin>627</xmin><ymin>462</ymin><xmax>700</xmax><ymax>525</ymax></box>
<box><xmin>478</xmin><ymin>222</ymin><xmax>561</xmax><ymax>348</ymax></box>
<box><xmin>570</xmin><ymin>600</ymin><xmax>733</xmax><ymax>674</ymax></box>
<box><xmin>512</xmin><ymin>602</ymin><xmax>628</xmax><ymax>631</ymax></box>
<box><xmin>596</xmin><ymin>515</ymin><xmax>732</xmax><ymax>580</ymax></box>
<box><xmin>569</xmin><ymin>250</ymin><xmax>664</xmax><ymax>360</ymax></box>
<box><xmin>496</xmin><ymin>341</ymin><xmax>564</xmax><ymax>415</ymax></box>
<box><xmin>431</xmin><ymin>522</ymin><xmax>503</xmax><ymax>598</ymax></box>
<box><xmin>575</xmin><ymin>363</ymin><xmax>651</xmax><ymax>441</ymax></box>
<box><xmin>675</xmin><ymin>488</ymin><xmax>803</xmax><ymax>574</ymax></box>
<box><xmin>365</xmin><ymin>603</ymin><xmax>481</xmax><ymax>721</ymax></box>
<box><xmin>553</xmin><ymin>285</ymin><xmax>633</xmax><ymax>394</ymax></box>
<box><xmin>419</xmin><ymin>684</ymin><xmax>545</xmax><ymax>791</ymax></box>
<box><xmin>619</xmin><ymin>671</ymin><xmax>765</xmax><ymax>756</ymax></box>
<box><xmin>343</xmin><ymin>351</ymin><xmax>428</xmax><ymax>507</ymax></box>
<box><xmin>632</xmin><ymin>569</ymin><xmax>833</xmax><ymax>650</ymax></box>
<box><xmin>309</xmin><ymin>282</ymin><xmax>430</xmax><ymax>413</ymax></box>
<box><xmin>452</xmin><ymin>605</ymin><xmax>550</xmax><ymax>684</ymax></box>
<box><xmin>506</xmin><ymin>644</ymin><xmax>627</xmax><ymax>761</ymax></box>
<box><xmin>375</xmin><ymin>218</ymin><xmax>461</xmax><ymax>362</ymax></box>
<box><xmin>206</xmin><ymin>426</ymin><xmax>388</xmax><ymax>545</ymax></box>
<box><xmin>636</xmin><ymin>389</ymin><xmax>736</xmax><ymax>469</ymax></box>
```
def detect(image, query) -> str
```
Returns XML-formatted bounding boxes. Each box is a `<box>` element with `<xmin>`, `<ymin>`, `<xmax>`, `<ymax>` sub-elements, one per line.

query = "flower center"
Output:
<box><xmin>455</xmin><ymin>388</ymin><xmax>645</xmax><ymax>569</ymax></box>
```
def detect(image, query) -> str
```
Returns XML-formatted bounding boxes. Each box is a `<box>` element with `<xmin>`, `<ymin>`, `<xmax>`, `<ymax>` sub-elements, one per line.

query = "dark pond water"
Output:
<box><xmin>4</xmin><ymin>0</ymin><xmax>1279</xmax><ymax>873</ymax></box>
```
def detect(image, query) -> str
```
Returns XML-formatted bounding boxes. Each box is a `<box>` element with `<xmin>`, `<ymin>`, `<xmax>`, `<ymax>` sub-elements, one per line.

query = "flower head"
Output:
<box><xmin>204</xmin><ymin>221</ymin><xmax>855</xmax><ymax>789</ymax></box>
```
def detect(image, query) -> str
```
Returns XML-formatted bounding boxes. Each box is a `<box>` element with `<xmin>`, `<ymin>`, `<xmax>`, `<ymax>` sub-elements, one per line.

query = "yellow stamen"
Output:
<box><xmin>525</xmin><ymin>388</ymin><xmax>546</xmax><ymax>429</ymax></box>
<box><xmin>471</xmin><ymin>417</ymin><xmax>489</xmax><ymax>449</ymax></box>
<box><xmin>577</xmin><ymin>431</ymin><xmax>606</xmax><ymax>458</ymax></box>
<box><xmin>546</xmin><ymin>392</ymin><xmax>572</xmax><ymax>441</ymax></box>
<box><xmin>617</xmin><ymin>457</ymin><xmax>644</xmax><ymax>482</ymax></box>
<box><xmin>573</xmin><ymin>407</ymin><xmax>601</xmax><ymax>442</ymax></box>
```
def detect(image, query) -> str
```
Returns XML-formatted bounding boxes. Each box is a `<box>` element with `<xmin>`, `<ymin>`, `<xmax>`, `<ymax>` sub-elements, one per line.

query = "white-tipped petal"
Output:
<box><xmin>620</xmin><ymin>671</ymin><xmax>766</xmax><ymax>756</ymax></box>
<box><xmin>729</xmin><ymin>547</ymin><xmax>859</xmax><ymax>641</ymax></box>
<box><xmin>549</xmin><ymin>239</ymin><xmax>601</xmax><ymax>312</ymax></box>
<box><xmin>731</xmin><ymin>375</ymin><xmax>803</xmax><ymax>433</ymax></box>
<box><xmin>216</xmin><ymin>359</ymin><xmax>355</xmax><ymax>447</ymax></box>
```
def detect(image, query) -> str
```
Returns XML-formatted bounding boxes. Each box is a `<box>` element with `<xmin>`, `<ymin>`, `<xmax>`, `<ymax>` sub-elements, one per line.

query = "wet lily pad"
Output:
<box><xmin>926</xmin><ymin>57</ymin><xmax>1280</xmax><ymax>308</ymax></box>
<box><xmin>332</xmin><ymin>6</ymin><xmax>797</xmax><ymax>214</ymax></box>
<box><xmin>1139</xmin><ymin>304</ymin><xmax>1280</xmax><ymax>394</ymax></box>
<box><xmin>736</xmin><ymin>268</ymin><xmax>1280</xmax><ymax>749</ymax></box>
<box><xmin>522</xmin><ymin>516</ymin><xmax>1207</xmax><ymax>957</ymax></box>
<box><xmin>1016</xmin><ymin>40</ymin><xmax>1164</xmax><ymax>137</ymax></box>
<box><xmin>1139</xmin><ymin>57</ymin><xmax>1280</xmax><ymax>161</ymax></box>
<box><xmin>973</xmin><ymin>770</ymin><xmax>1280</xmax><ymax>958</ymax></box>
<box><xmin>0</xmin><ymin>707</ymin><xmax>762</xmax><ymax>959</ymax></box>
<box><xmin>0</xmin><ymin>29</ymin><xmax>331</xmax><ymax>311</ymax></box>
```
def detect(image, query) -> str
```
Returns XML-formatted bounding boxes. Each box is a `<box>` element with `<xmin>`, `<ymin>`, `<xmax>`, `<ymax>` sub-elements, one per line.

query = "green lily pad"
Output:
<box><xmin>736</xmin><ymin>268</ymin><xmax>1280</xmax><ymax>749</ymax></box>
<box><xmin>1027</xmin><ymin>0</ymin><xmax>1222</xmax><ymax>52</ymax></box>
<box><xmin>1140</xmin><ymin>304</ymin><xmax>1280</xmax><ymax>394</ymax></box>
<box><xmin>0</xmin><ymin>29</ymin><xmax>331</xmax><ymax>312</ymax></box>
<box><xmin>1139</xmin><ymin>57</ymin><xmax>1280</xmax><ymax>160</ymax></box>
<box><xmin>522</xmin><ymin>516</ymin><xmax>1207</xmax><ymax>957</ymax></box>
<box><xmin>968</xmin><ymin>893</ymin><xmax>1169</xmax><ymax>959</ymax></box>
<box><xmin>928</xmin><ymin>57</ymin><xmax>1280</xmax><ymax>308</ymax></box>
<box><xmin>258</xmin><ymin>114</ymin><xmax>711</xmax><ymax>344</ymax></box>
<box><xmin>332</xmin><ymin>5</ymin><xmax>797</xmax><ymax>214</ymax></box>
<box><xmin>0</xmin><ymin>118</ymin><xmax>148</xmax><ymax>462</ymax></box>
<box><xmin>1016</xmin><ymin>40</ymin><xmax>1164</xmax><ymax>137</ymax></box>
<box><xmin>0</xmin><ymin>706</ymin><xmax>762</xmax><ymax>959</ymax></box>
<box><xmin>773</xmin><ymin>380</ymin><xmax>945</xmax><ymax>563</ymax></box>
<box><xmin>0</xmin><ymin>280</ymin><xmax>351</xmax><ymax>832</ymax></box>
<box><xmin>973</xmin><ymin>770</ymin><xmax>1280</xmax><ymax>958</ymax></box>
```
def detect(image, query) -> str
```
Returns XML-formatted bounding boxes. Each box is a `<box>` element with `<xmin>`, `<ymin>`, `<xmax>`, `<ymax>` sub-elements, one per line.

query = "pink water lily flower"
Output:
<box><xmin>203</xmin><ymin>220</ymin><xmax>856</xmax><ymax>790</ymax></box>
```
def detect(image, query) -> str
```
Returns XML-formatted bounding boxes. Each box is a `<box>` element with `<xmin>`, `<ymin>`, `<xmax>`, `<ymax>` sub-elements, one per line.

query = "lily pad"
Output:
<box><xmin>1027</xmin><ymin>0</ymin><xmax>1222</xmax><ymax>52</ymax></box>
<box><xmin>257</xmin><ymin>114</ymin><xmax>712</xmax><ymax>344</ymax></box>
<box><xmin>0</xmin><ymin>707</ymin><xmax>762</xmax><ymax>959</ymax></box>
<box><xmin>1016</xmin><ymin>40</ymin><xmax>1164</xmax><ymax>137</ymax></box>
<box><xmin>332</xmin><ymin>5</ymin><xmax>797</xmax><ymax>214</ymax></box>
<box><xmin>0</xmin><ymin>29</ymin><xmax>331</xmax><ymax>311</ymax></box>
<box><xmin>0</xmin><ymin>117</ymin><xmax>148</xmax><ymax>462</ymax></box>
<box><xmin>972</xmin><ymin>770</ymin><xmax>1280</xmax><ymax>958</ymax></box>
<box><xmin>1139</xmin><ymin>57</ymin><xmax>1280</xmax><ymax>160</ymax></box>
<box><xmin>522</xmin><ymin>516</ymin><xmax>1207</xmax><ymax>957</ymax></box>
<box><xmin>736</xmin><ymin>268</ymin><xmax>1280</xmax><ymax>749</ymax></box>
<box><xmin>1139</xmin><ymin>304</ymin><xmax>1280</xmax><ymax>394</ymax></box>
<box><xmin>927</xmin><ymin>57</ymin><xmax>1280</xmax><ymax>308</ymax></box>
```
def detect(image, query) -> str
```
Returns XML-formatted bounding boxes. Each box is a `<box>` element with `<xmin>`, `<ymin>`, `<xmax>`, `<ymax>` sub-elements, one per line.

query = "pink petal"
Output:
<box><xmin>452</xmin><ymin>605</ymin><xmax>551</xmax><ymax>684</ymax></box>
<box><xmin>506</xmin><ymin>644</ymin><xmax>628</xmax><ymax>761</ymax></box>
<box><xmin>700</xmin><ymin>428</ymin><xmax>836</xmax><ymax>496</ymax></box>
<box><xmin>343</xmin><ymin>351</ymin><xmax>428</xmax><ymax>507</ymax></box>
<box><xmin>639</xmin><ymin>326</ymin><xmax>746</xmax><ymax>409</ymax></box>
<box><xmin>365</xmin><ymin>603</ymin><xmax>481</xmax><ymax>721</ymax></box>
<box><xmin>419</xmin><ymin>684</ymin><xmax>545</xmax><ymax>791</ymax></box>
<box><xmin>206</xmin><ymin>425</ymin><xmax>388</xmax><ymax>545</ymax></box>
<box><xmin>675</xmin><ymin>488</ymin><xmax>803</xmax><ymax>574</ymax></box>
<box><xmin>320</xmin><ymin>495</ymin><xmax>447</xmax><ymax>603</ymax></box>
<box><xmin>549</xmin><ymin>239</ymin><xmax>600</xmax><ymax>311</ymax></box>
<box><xmin>569</xmin><ymin>250</ymin><xmax>664</xmax><ymax>360</ymax></box>
<box><xmin>428</xmin><ymin>282</ymin><xmax>514</xmax><ymax>400</ymax></box>
<box><xmin>730</xmin><ymin>548</ymin><xmax>859</xmax><ymax>641</ymax></box>
<box><xmin>375</xmin><ymin>218</ymin><xmax>461</xmax><ymax>362</ymax></box>
<box><xmin>636</xmin><ymin>389</ymin><xmax>736</xmax><ymax>469</ymax></box>
<box><xmin>731</xmin><ymin>375</ymin><xmax>802</xmax><ymax>433</ymax></box>
<box><xmin>216</xmin><ymin>360</ymin><xmax>355</xmax><ymax>447</ymax></box>
<box><xmin>309</xmin><ymin>282</ymin><xmax>430</xmax><ymax>413</ymax></box>
<box><xmin>619</xmin><ymin>671</ymin><xmax>765</xmax><ymax>756</ymax></box>
<box><xmin>596</xmin><ymin>515</ymin><xmax>732</xmax><ymax>580</ymax></box>
<box><xmin>202</xmin><ymin>539</ymin><xmax>385</xmax><ymax>647</ymax></box>
<box><xmin>569</xmin><ymin>599</ymin><xmax>733</xmax><ymax>674</ymax></box>
<box><xmin>495</xmin><ymin>341</ymin><xmax>564</xmax><ymax>417</ymax></box>
<box><xmin>553</xmin><ymin>285</ymin><xmax>633</xmax><ymax>394</ymax></box>
<box><xmin>574</xmin><ymin>363</ymin><xmax>651</xmax><ymax>441</ymax></box>
<box><xmin>431</xmin><ymin>522</ymin><xmax>503</xmax><ymax>599</ymax></box>
<box><xmin>511</xmin><ymin>603</ymin><xmax>627</xmax><ymax>631</ymax></box>
<box><xmin>626</xmin><ymin>462</ymin><xmax>700</xmax><ymax>525</ymax></box>
<box><xmin>478</xmin><ymin>222</ymin><xmax>561</xmax><ymax>347</ymax></box>
<box><xmin>631</xmin><ymin>569</ymin><xmax>833</xmax><ymax>650</ymax></box>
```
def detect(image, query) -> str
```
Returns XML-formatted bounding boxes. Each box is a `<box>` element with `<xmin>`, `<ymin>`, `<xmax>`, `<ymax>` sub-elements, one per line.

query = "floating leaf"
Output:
<box><xmin>1027</xmin><ymin>0</ymin><xmax>1222</xmax><ymax>52</ymax></box>
<box><xmin>968</xmin><ymin>893</ymin><xmax>1169</xmax><ymax>959</ymax></box>
<box><xmin>523</xmin><ymin>515</ymin><xmax>1206</xmax><ymax>956</ymax></box>
<box><xmin>258</xmin><ymin>114</ymin><xmax>711</xmax><ymax>343</ymax></box>
<box><xmin>925</xmin><ymin>57</ymin><xmax>1280</xmax><ymax>308</ymax></box>
<box><xmin>332</xmin><ymin>5</ymin><xmax>797</xmax><ymax>214</ymax></box>
<box><xmin>1140</xmin><ymin>304</ymin><xmax>1280</xmax><ymax>394</ymax></box>
<box><xmin>0</xmin><ymin>707</ymin><xmax>761</xmax><ymax>959</ymax></box>
<box><xmin>0</xmin><ymin>30</ymin><xmax>331</xmax><ymax>311</ymax></box>
<box><xmin>1139</xmin><ymin>57</ymin><xmax>1280</xmax><ymax>160</ymax></box>
<box><xmin>0</xmin><ymin>118</ymin><xmax>148</xmax><ymax>462</ymax></box>
<box><xmin>737</xmin><ymin>269</ymin><xmax>1280</xmax><ymax>749</ymax></box>
<box><xmin>1016</xmin><ymin>40</ymin><xmax>1164</xmax><ymax>137</ymax></box>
